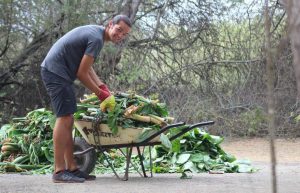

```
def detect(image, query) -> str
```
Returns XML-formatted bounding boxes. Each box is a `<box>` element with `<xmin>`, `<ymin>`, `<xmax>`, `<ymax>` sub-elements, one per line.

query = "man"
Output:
<box><xmin>41</xmin><ymin>15</ymin><xmax>131</xmax><ymax>183</ymax></box>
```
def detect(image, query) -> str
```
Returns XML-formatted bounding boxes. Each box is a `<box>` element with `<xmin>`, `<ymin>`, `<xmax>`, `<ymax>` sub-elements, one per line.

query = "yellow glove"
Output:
<box><xmin>100</xmin><ymin>95</ymin><xmax>116</xmax><ymax>112</ymax></box>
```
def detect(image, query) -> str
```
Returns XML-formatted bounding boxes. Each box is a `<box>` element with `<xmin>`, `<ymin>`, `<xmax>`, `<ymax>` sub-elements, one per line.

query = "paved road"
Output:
<box><xmin>0</xmin><ymin>162</ymin><xmax>299</xmax><ymax>193</ymax></box>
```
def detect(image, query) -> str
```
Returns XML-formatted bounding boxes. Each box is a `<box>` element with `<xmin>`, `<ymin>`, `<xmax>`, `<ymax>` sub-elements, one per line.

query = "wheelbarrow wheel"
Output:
<box><xmin>73</xmin><ymin>137</ymin><xmax>97</xmax><ymax>174</ymax></box>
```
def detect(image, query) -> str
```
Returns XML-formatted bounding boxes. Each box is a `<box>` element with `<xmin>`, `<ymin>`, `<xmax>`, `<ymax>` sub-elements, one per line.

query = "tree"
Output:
<box><xmin>280</xmin><ymin>0</ymin><xmax>300</xmax><ymax>102</ymax></box>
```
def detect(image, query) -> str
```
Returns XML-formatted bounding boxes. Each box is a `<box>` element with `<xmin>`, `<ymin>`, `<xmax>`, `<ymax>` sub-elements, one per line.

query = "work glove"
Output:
<box><xmin>100</xmin><ymin>95</ymin><xmax>116</xmax><ymax>112</ymax></box>
<box><xmin>97</xmin><ymin>84</ymin><xmax>116</xmax><ymax>112</ymax></box>
<box><xmin>96</xmin><ymin>89</ymin><xmax>110</xmax><ymax>101</ymax></box>
<box><xmin>99</xmin><ymin>84</ymin><xmax>110</xmax><ymax>93</ymax></box>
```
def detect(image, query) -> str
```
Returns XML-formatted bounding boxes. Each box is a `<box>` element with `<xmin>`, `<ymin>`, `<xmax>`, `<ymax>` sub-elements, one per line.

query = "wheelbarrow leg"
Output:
<box><xmin>102</xmin><ymin>147</ymin><xmax>132</xmax><ymax>181</ymax></box>
<box><xmin>137</xmin><ymin>146</ymin><xmax>147</xmax><ymax>178</ymax></box>
<box><xmin>100</xmin><ymin>150</ymin><xmax>122</xmax><ymax>180</ymax></box>
<box><xmin>123</xmin><ymin>147</ymin><xmax>133</xmax><ymax>181</ymax></box>
<box><xmin>149</xmin><ymin>146</ymin><xmax>153</xmax><ymax>177</ymax></box>
<box><xmin>118</xmin><ymin>148</ymin><xmax>143</xmax><ymax>177</ymax></box>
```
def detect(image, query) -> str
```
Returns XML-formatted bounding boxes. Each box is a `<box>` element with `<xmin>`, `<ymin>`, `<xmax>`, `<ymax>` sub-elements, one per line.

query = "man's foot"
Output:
<box><xmin>52</xmin><ymin>170</ymin><xmax>85</xmax><ymax>183</ymax></box>
<box><xmin>69</xmin><ymin>169</ymin><xmax>96</xmax><ymax>181</ymax></box>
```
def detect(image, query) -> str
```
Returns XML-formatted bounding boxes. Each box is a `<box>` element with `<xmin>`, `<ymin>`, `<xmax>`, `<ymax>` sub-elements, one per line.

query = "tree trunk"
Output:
<box><xmin>281</xmin><ymin>0</ymin><xmax>300</xmax><ymax>102</ymax></box>
<box><xmin>264</xmin><ymin>1</ymin><xmax>277</xmax><ymax>193</ymax></box>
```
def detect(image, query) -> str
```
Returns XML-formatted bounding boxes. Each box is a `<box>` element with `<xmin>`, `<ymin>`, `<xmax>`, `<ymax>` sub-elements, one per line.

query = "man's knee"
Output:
<box><xmin>63</xmin><ymin>114</ymin><xmax>74</xmax><ymax>119</ymax></box>
<box><xmin>56</xmin><ymin>114</ymin><xmax>74</xmax><ymax>129</ymax></box>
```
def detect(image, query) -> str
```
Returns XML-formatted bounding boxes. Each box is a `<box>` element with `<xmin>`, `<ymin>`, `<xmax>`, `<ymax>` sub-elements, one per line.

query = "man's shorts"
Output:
<box><xmin>41</xmin><ymin>68</ymin><xmax>77</xmax><ymax>117</ymax></box>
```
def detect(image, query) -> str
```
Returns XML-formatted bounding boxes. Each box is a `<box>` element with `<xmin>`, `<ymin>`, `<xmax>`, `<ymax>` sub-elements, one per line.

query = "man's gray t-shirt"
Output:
<box><xmin>41</xmin><ymin>25</ymin><xmax>104</xmax><ymax>82</ymax></box>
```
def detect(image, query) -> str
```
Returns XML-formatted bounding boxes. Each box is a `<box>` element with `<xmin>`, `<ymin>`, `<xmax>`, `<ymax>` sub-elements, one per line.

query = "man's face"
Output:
<box><xmin>108</xmin><ymin>20</ymin><xmax>131</xmax><ymax>43</ymax></box>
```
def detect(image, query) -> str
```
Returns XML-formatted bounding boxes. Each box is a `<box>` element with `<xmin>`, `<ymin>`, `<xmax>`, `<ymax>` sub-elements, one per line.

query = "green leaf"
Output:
<box><xmin>221</xmin><ymin>153</ymin><xmax>236</xmax><ymax>162</ymax></box>
<box><xmin>136</xmin><ymin>128</ymin><xmax>157</xmax><ymax>143</ymax></box>
<box><xmin>0</xmin><ymin>124</ymin><xmax>11</xmax><ymax>141</ymax></box>
<box><xmin>41</xmin><ymin>146</ymin><xmax>54</xmax><ymax>163</ymax></box>
<box><xmin>180</xmin><ymin>139</ymin><xmax>187</xmax><ymax>144</ymax></box>
<box><xmin>203</xmin><ymin>155</ymin><xmax>211</xmax><ymax>164</ymax></box>
<box><xmin>49</xmin><ymin>115</ymin><xmax>56</xmax><ymax>130</ymax></box>
<box><xmin>74</xmin><ymin>110</ymin><xmax>85</xmax><ymax>120</ymax></box>
<box><xmin>238</xmin><ymin>164</ymin><xmax>255</xmax><ymax>173</ymax></box>
<box><xmin>153</xmin><ymin>156</ymin><xmax>165</xmax><ymax>163</ymax></box>
<box><xmin>176</xmin><ymin>153</ymin><xmax>191</xmax><ymax>164</ymax></box>
<box><xmin>171</xmin><ymin>153</ymin><xmax>177</xmax><ymax>164</ymax></box>
<box><xmin>183</xmin><ymin>161</ymin><xmax>198</xmax><ymax>173</ymax></box>
<box><xmin>171</xmin><ymin>139</ymin><xmax>181</xmax><ymax>153</ymax></box>
<box><xmin>160</xmin><ymin>133</ymin><xmax>172</xmax><ymax>150</ymax></box>
<box><xmin>210</xmin><ymin>135</ymin><xmax>224</xmax><ymax>145</ymax></box>
<box><xmin>137</xmin><ymin>103</ymin><xmax>155</xmax><ymax>115</ymax></box>
<box><xmin>190</xmin><ymin>153</ymin><xmax>204</xmax><ymax>163</ymax></box>
<box><xmin>151</xmin><ymin>147</ymin><xmax>158</xmax><ymax>159</ymax></box>
<box><xmin>197</xmin><ymin>163</ymin><xmax>205</xmax><ymax>170</ymax></box>
<box><xmin>107</xmin><ymin>104</ymin><xmax>123</xmax><ymax>135</ymax></box>
<box><xmin>154</xmin><ymin>103</ymin><xmax>168</xmax><ymax>117</ymax></box>
<box><xmin>8</xmin><ymin>129</ymin><xmax>28</xmax><ymax>137</ymax></box>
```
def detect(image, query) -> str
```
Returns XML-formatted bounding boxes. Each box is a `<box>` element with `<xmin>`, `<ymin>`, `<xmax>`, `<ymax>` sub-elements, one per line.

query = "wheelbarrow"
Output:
<box><xmin>73</xmin><ymin>117</ymin><xmax>214</xmax><ymax>181</ymax></box>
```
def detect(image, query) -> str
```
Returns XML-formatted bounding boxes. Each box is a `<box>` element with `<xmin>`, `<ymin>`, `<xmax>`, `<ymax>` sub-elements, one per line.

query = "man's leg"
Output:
<box><xmin>53</xmin><ymin>114</ymin><xmax>74</xmax><ymax>173</ymax></box>
<box><xmin>63</xmin><ymin>115</ymin><xmax>78</xmax><ymax>171</ymax></box>
<box><xmin>63</xmin><ymin>116</ymin><xmax>97</xmax><ymax>181</ymax></box>
<box><xmin>41</xmin><ymin>68</ymin><xmax>85</xmax><ymax>182</ymax></box>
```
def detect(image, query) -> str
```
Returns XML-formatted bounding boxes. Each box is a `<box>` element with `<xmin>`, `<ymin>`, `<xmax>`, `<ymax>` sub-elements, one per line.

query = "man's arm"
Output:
<box><xmin>89</xmin><ymin>62</ymin><xmax>111</xmax><ymax>94</ymax></box>
<box><xmin>76</xmin><ymin>54</ymin><xmax>101</xmax><ymax>95</ymax></box>
<box><xmin>88</xmin><ymin>67</ymin><xmax>104</xmax><ymax>87</ymax></box>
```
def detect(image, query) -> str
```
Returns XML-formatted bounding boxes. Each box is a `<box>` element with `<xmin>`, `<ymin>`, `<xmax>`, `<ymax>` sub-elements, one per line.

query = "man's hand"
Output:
<box><xmin>98</xmin><ymin>84</ymin><xmax>116</xmax><ymax>112</ymax></box>
<box><xmin>96</xmin><ymin>89</ymin><xmax>110</xmax><ymax>101</ymax></box>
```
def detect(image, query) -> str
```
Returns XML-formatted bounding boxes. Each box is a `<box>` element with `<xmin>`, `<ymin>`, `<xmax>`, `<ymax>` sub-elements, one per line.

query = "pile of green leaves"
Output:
<box><xmin>0</xmin><ymin>93</ymin><xmax>256</xmax><ymax>176</ymax></box>
<box><xmin>0</xmin><ymin>109</ymin><xmax>55</xmax><ymax>173</ymax></box>
<box><xmin>75</xmin><ymin>92</ymin><xmax>169</xmax><ymax>135</ymax></box>
<box><xmin>147</xmin><ymin>127</ymin><xmax>256</xmax><ymax>178</ymax></box>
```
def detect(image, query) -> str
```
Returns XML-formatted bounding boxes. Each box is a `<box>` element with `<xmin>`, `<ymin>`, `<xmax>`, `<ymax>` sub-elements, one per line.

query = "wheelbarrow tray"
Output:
<box><xmin>74</xmin><ymin>120</ymin><xmax>161</xmax><ymax>146</ymax></box>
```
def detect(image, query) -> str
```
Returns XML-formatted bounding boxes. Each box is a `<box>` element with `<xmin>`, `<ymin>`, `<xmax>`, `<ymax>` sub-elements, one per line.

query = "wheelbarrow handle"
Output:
<box><xmin>169</xmin><ymin>121</ymin><xmax>215</xmax><ymax>141</ymax></box>
<box><xmin>138</xmin><ymin>122</ymin><xmax>186</xmax><ymax>144</ymax></box>
<box><xmin>188</xmin><ymin>121</ymin><xmax>215</xmax><ymax>130</ymax></box>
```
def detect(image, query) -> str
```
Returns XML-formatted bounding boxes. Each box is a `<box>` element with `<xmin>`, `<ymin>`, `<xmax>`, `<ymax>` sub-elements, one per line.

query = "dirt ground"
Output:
<box><xmin>221</xmin><ymin>137</ymin><xmax>300</xmax><ymax>163</ymax></box>
<box><xmin>0</xmin><ymin>138</ymin><xmax>299</xmax><ymax>193</ymax></box>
